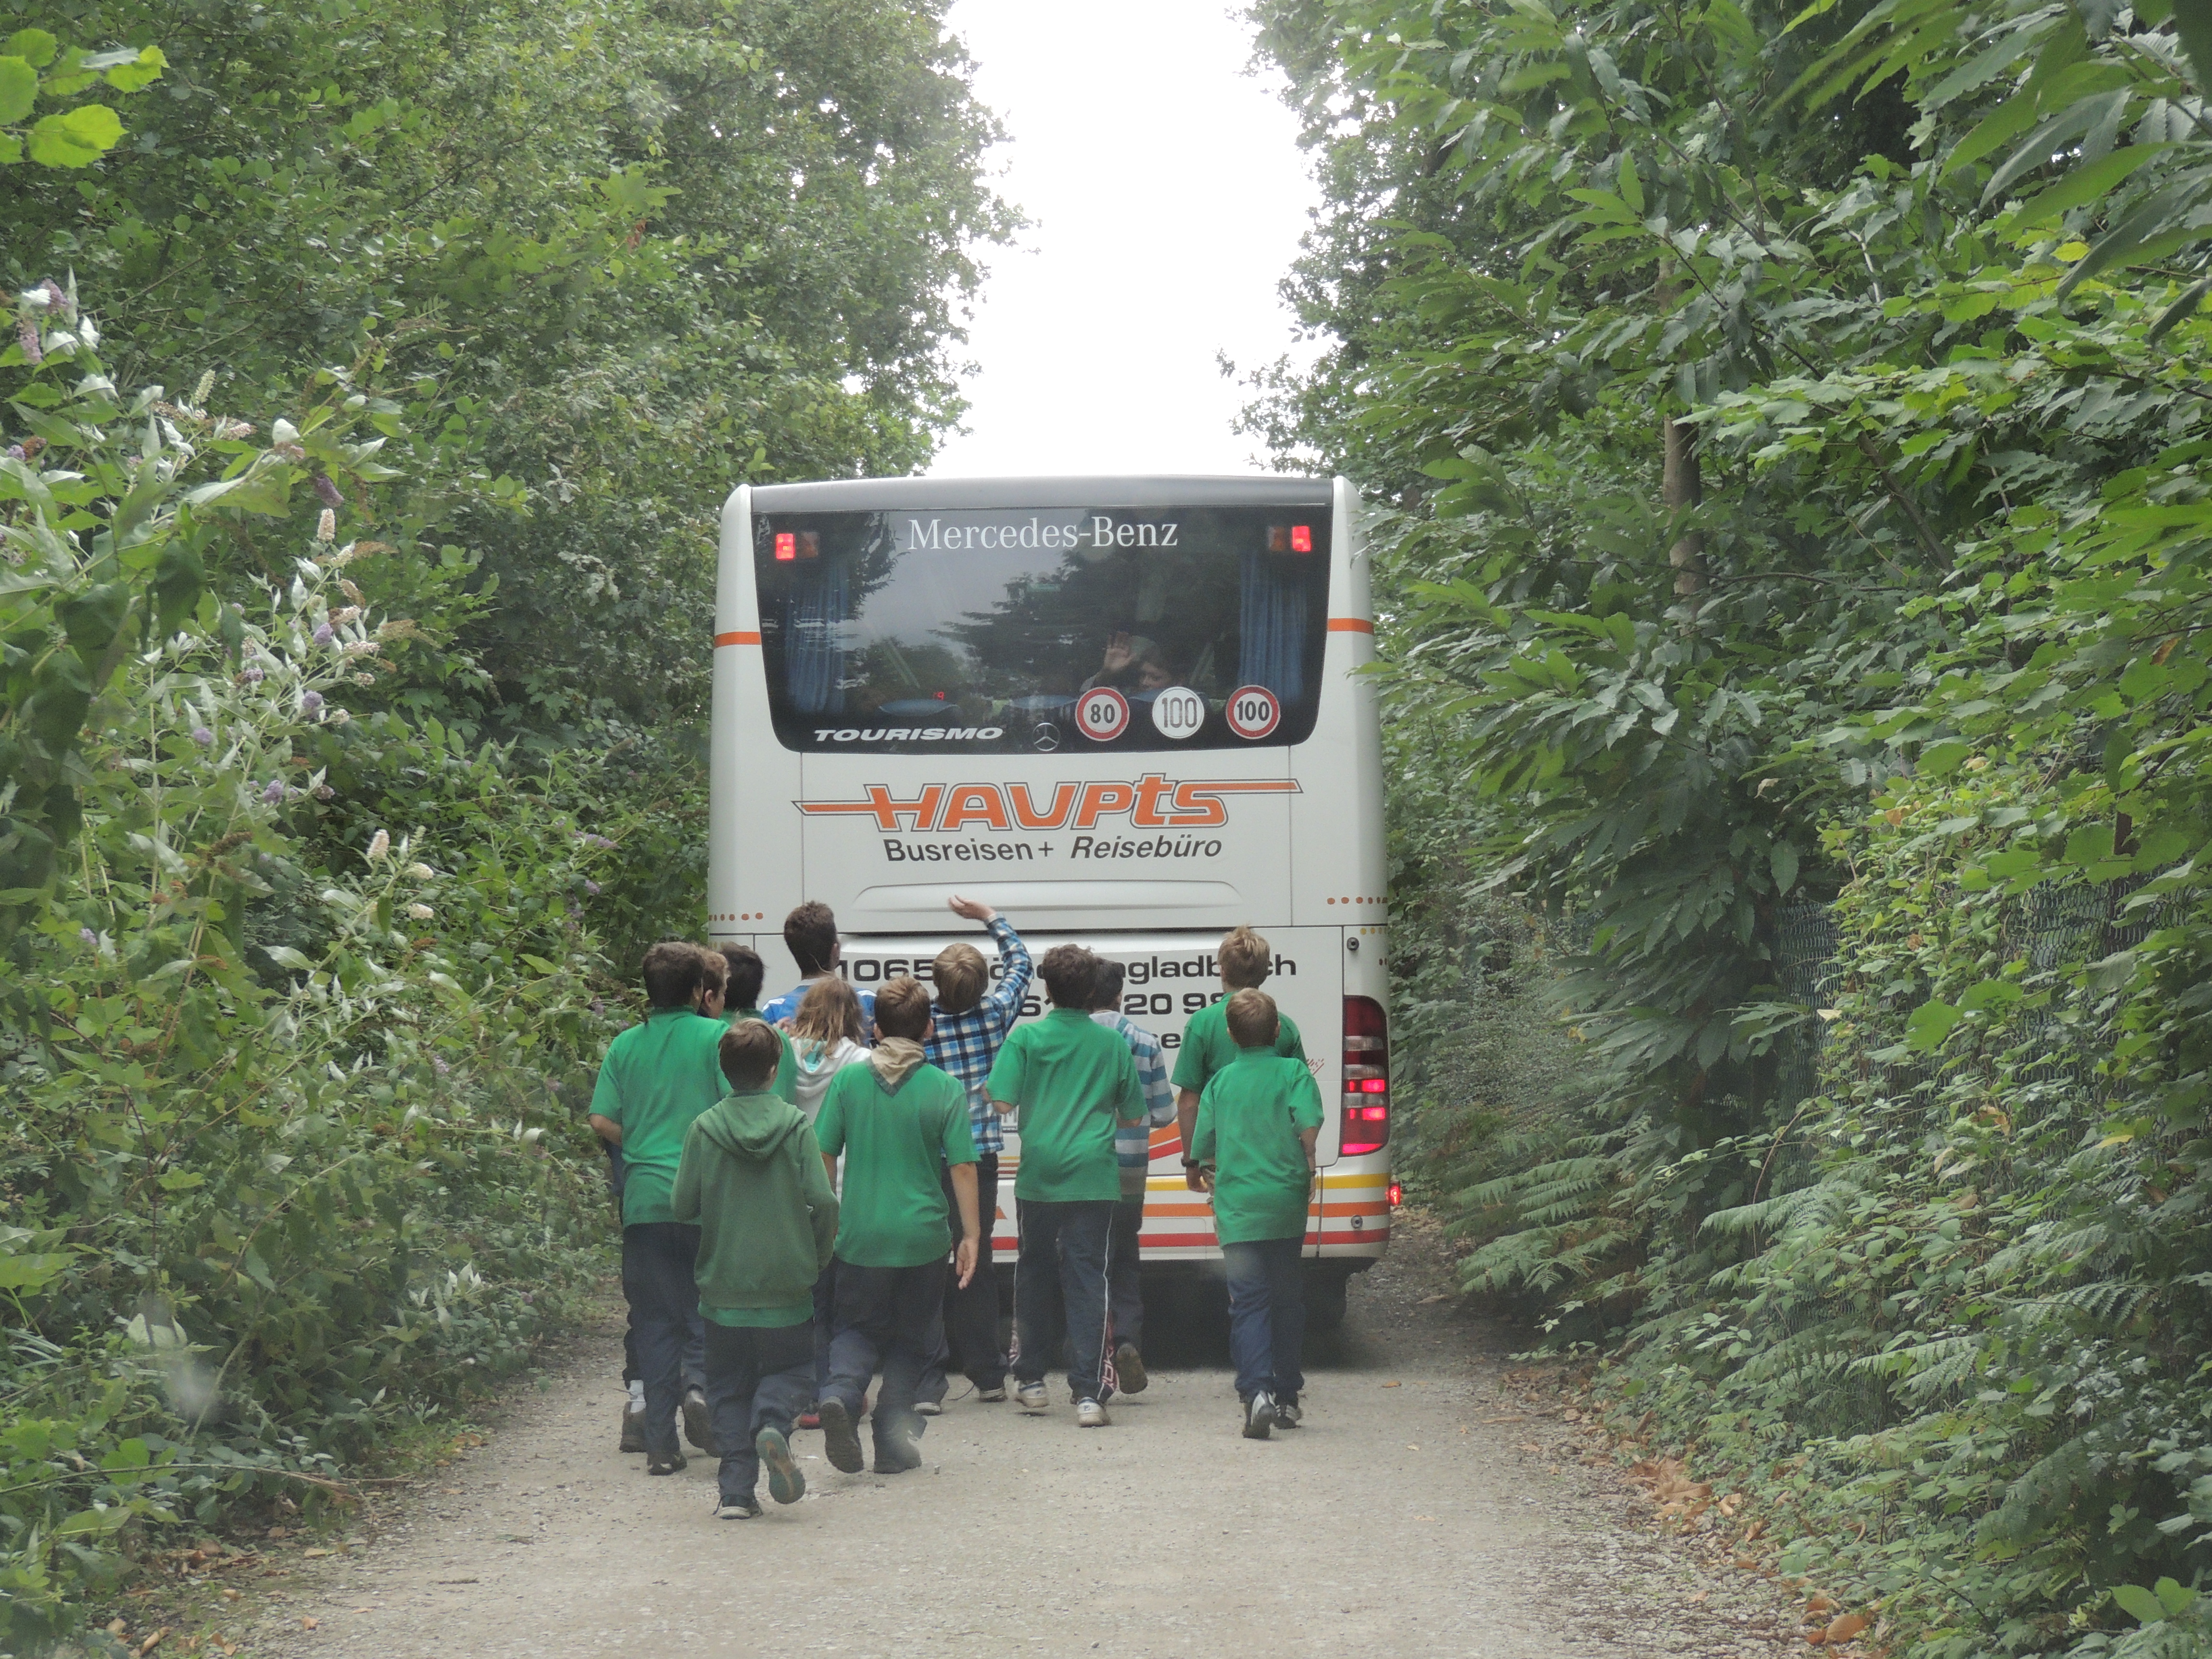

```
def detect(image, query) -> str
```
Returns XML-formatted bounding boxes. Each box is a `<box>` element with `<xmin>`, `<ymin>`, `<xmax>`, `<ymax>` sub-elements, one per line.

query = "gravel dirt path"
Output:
<box><xmin>238</xmin><ymin>1215</ymin><xmax>1800</xmax><ymax>1659</ymax></box>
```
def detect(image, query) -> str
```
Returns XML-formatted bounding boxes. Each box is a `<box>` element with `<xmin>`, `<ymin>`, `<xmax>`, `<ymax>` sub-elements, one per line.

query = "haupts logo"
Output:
<box><xmin>795</xmin><ymin>774</ymin><xmax>1298</xmax><ymax>833</ymax></box>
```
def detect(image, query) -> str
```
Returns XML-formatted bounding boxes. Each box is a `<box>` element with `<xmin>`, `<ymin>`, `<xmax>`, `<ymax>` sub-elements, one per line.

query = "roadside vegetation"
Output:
<box><xmin>1244</xmin><ymin>0</ymin><xmax>2212</xmax><ymax>1652</ymax></box>
<box><xmin>0</xmin><ymin>3</ymin><xmax>1008</xmax><ymax>1645</ymax></box>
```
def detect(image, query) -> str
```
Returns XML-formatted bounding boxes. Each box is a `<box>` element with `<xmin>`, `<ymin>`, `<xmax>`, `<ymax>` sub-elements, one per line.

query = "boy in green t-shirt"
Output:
<box><xmin>588</xmin><ymin>942</ymin><xmax>732</xmax><ymax>1474</ymax></box>
<box><xmin>813</xmin><ymin>976</ymin><xmax>981</xmax><ymax>1475</ymax></box>
<box><xmin>716</xmin><ymin>943</ymin><xmax>799</xmax><ymax>1103</ymax></box>
<box><xmin>986</xmin><ymin>945</ymin><xmax>1146</xmax><ymax>1428</ymax></box>
<box><xmin>1172</xmin><ymin>926</ymin><xmax>1306</xmax><ymax>1191</ymax></box>
<box><xmin>670</xmin><ymin>1021</ymin><xmax>839</xmax><ymax>1518</ymax></box>
<box><xmin>1190</xmin><ymin>989</ymin><xmax>1325</xmax><ymax>1442</ymax></box>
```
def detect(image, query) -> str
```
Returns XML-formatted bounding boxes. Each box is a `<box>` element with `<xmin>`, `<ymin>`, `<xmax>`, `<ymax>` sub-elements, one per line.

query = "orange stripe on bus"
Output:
<box><xmin>1327</xmin><ymin>617</ymin><xmax>1375</xmax><ymax>633</ymax></box>
<box><xmin>713</xmin><ymin>630</ymin><xmax>762</xmax><ymax>647</ymax></box>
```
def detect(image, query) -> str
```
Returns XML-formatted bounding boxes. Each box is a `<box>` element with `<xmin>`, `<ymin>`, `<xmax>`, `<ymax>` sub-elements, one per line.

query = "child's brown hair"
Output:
<box><xmin>932</xmin><ymin>943</ymin><xmax>988</xmax><ymax>1014</ymax></box>
<box><xmin>791</xmin><ymin>975</ymin><xmax>866</xmax><ymax>1046</ymax></box>
<box><xmin>1218</xmin><ymin>926</ymin><xmax>1273</xmax><ymax>990</ymax></box>
<box><xmin>875</xmin><ymin>975</ymin><xmax>934</xmax><ymax>1041</ymax></box>
<box><xmin>719</xmin><ymin>1021</ymin><xmax>783</xmax><ymax>1091</ymax></box>
<box><xmin>1225</xmin><ymin>988</ymin><xmax>1280</xmax><ymax>1049</ymax></box>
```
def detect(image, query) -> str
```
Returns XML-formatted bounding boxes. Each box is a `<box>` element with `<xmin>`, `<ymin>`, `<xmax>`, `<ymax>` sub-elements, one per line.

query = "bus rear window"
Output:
<box><xmin>752</xmin><ymin>505</ymin><xmax>1333</xmax><ymax>753</ymax></box>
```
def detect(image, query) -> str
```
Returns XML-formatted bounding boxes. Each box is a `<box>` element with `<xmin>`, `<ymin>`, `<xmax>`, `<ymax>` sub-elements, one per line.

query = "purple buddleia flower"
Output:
<box><xmin>312</xmin><ymin>622</ymin><xmax>334</xmax><ymax>646</ymax></box>
<box><xmin>584</xmin><ymin>879</ymin><xmax>601</xmax><ymax>896</ymax></box>
<box><xmin>38</xmin><ymin>281</ymin><xmax>73</xmax><ymax>323</ymax></box>
<box><xmin>16</xmin><ymin>317</ymin><xmax>40</xmax><ymax>365</ymax></box>
<box><xmin>301</xmin><ymin>690</ymin><xmax>324</xmax><ymax>713</ymax></box>
<box><xmin>262</xmin><ymin>780</ymin><xmax>286</xmax><ymax>804</ymax></box>
<box><xmin>191</xmin><ymin>726</ymin><xmax>215</xmax><ymax>746</ymax></box>
<box><xmin>433</xmin><ymin>1057</ymin><xmax>450</xmax><ymax>1076</ymax></box>
<box><xmin>243</xmin><ymin>665</ymin><xmax>265</xmax><ymax>684</ymax></box>
<box><xmin>313</xmin><ymin>473</ymin><xmax>344</xmax><ymax>509</ymax></box>
<box><xmin>5</xmin><ymin>445</ymin><xmax>24</xmax><ymax>461</ymax></box>
<box><xmin>590</xmin><ymin>998</ymin><xmax>605</xmax><ymax>1016</ymax></box>
<box><xmin>80</xmin><ymin>926</ymin><xmax>97</xmax><ymax>946</ymax></box>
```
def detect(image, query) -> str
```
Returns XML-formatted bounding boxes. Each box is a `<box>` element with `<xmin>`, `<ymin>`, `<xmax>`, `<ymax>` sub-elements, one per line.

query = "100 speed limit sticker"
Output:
<box><xmin>1149</xmin><ymin>685</ymin><xmax>1206</xmax><ymax>741</ymax></box>
<box><xmin>1226</xmin><ymin>685</ymin><xmax>1281</xmax><ymax>740</ymax></box>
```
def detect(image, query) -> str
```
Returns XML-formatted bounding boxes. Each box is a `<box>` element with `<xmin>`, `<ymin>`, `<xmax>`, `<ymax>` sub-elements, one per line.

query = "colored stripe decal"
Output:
<box><xmin>1327</xmin><ymin>617</ymin><xmax>1375</xmax><ymax>633</ymax></box>
<box><xmin>713</xmin><ymin>630</ymin><xmax>762</xmax><ymax>647</ymax></box>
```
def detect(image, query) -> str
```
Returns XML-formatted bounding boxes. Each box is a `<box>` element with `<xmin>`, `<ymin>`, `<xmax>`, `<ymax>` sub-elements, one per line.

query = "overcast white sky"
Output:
<box><xmin>926</xmin><ymin>2</ymin><xmax>1322</xmax><ymax>480</ymax></box>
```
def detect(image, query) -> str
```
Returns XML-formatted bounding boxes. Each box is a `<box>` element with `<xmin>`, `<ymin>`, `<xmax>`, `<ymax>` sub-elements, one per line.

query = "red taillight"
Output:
<box><xmin>1291</xmin><ymin>524</ymin><xmax>1313</xmax><ymax>553</ymax></box>
<box><xmin>1342</xmin><ymin>994</ymin><xmax>1388</xmax><ymax>1155</ymax></box>
<box><xmin>1388</xmin><ymin>1181</ymin><xmax>1403</xmax><ymax>1207</ymax></box>
<box><xmin>775</xmin><ymin>531</ymin><xmax>796</xmax><ymax>560</ymax></box>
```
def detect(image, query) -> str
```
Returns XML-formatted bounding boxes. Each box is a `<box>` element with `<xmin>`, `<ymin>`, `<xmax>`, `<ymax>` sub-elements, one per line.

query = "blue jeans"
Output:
<box><xmin>1223</xmin><ymin>1237</ymin><xmax>1306</xmax><ymax>1402</ymax></box>
<box><xmin>826</xmin><ymin>1259</ymin><xmax>943</xmax><ymax>1447</ymax></box>
<box><xmin>703</xmin><ymin>1320</ymin><xmax>814</xmax><ymax>1504</ymax></box>
<box><xmin>811</xmin><ymin>1260</ymin><xmax>837</xmax><ymax>1401</ymax></box>
<box><xmin>621</xmin><ymin>1223</ymin><xmax>707</xmax><ymax>1458</ymax></box>
<box><xmin>1014</xmin><ymin>1198</ymin><xmax>1114</xmax><ymax>1403</ymax></box>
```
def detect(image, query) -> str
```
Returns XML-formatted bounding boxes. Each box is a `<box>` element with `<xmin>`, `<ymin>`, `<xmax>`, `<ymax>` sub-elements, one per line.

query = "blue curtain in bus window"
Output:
<box><xmin>783</xmin><ymin>565</ymin><xmax>848</xmax><ymax>715</ymax></box>
<box><xmin>1237</xmin><ymin>550</ymin><xmax>1307</xmax><ymax>705</ymax></box>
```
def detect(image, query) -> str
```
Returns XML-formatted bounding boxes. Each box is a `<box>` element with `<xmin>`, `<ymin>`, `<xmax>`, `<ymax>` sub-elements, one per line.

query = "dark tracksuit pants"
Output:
<box><xmin>825</xmin><ymin>1260</ymin><xmax>945</xmax><ymax>1450</ymax></box>
<box><xmin>621</xmin><ymin>1222</ymin><xmax>707</xmax><ymax>1459</ymax></box>
<box><xmin>703</xmin><ymin>1320</ymin><xmax>814</xmax><ymax>1504</ymax></box>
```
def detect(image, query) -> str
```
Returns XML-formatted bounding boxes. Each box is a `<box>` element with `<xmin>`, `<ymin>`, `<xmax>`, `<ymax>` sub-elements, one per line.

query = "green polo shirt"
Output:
<box><xmin>730</xmin><ymin>1006</ymin><xmax>800</xmax><ymax>1104</ymax></box>
<box><xmin>1191</xmin><ymin>1048</ymin><xmax>1325</xmax><ymax>1244</ymax></box>
<box><xmin>815</xmin><ymin>1061</ymin><xmax>977</xmax><ymax>1268</ymax></box>
<box><xmin>1170</xmin><ymin>998</ymin><xmax>1306</xmax><ymax>1095</ymax></box>
<box><xmin>589</xmin><ymin>1007</ymin><xmax>730</xmax><ymax>1225</ymax></box>
<box><xmin>986</xmin><ymin>1007</ymin><xmax>1146</xmax><ymax>1203</ymax></box>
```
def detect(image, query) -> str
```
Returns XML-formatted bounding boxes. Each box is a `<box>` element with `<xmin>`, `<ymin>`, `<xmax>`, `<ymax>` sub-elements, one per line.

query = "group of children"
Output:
<box><xmin>586</xmin><ymin>895</ymin><xmax>1329</xmax><ymax>1519</ymax></box>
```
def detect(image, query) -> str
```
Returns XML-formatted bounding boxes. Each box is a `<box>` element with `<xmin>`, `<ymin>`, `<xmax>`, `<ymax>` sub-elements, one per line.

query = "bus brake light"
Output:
<box><xmin>1291</xmin><ymin>524</ymin><xmax>1313</xmax><ymax>553</ymax></box>
<box><xmin>1342</xmin><ymin>994</ymin><xmax>1389</xmax><ymax>1154</ymax></box>
<box><xmin>775</xmin><ymin>531</ymin><xmax>796</xmax><ymax>560</ymax></box>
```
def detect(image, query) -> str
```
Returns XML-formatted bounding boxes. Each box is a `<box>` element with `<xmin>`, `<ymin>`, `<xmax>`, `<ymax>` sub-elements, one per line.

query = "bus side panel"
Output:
<box><xmin>710</xmin><ymin>487</ymin><xmax>804</xmax><ymax>944</ymax></box>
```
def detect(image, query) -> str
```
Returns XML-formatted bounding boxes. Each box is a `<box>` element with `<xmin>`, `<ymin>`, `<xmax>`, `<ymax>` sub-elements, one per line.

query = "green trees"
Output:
<box><xmin>2</xmin><ymin>0</ymin><xmax>1005</xmax><ymax>1636</ymax></box>
<box><xmin>1246</xmin><ymin>0</ymin><xmax>2212</xmax><ymax>1648</ymax></box>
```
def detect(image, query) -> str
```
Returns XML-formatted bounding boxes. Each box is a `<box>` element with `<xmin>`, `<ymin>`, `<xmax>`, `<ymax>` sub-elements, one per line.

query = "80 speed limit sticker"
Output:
<box><xmin>1226</xmin><ymin>685</ymin><xmax>1281</xmax><ymax>740</ymax></box>
<box><xmin>1075</xmin><ymin>686</ymin><xmax>1130</xmax><ymax>742</ymax></box>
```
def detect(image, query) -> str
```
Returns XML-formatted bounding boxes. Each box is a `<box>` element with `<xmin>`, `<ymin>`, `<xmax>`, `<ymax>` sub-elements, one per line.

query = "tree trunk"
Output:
<box><xmin>1662</xmin><ymin>412</ymin><xmax>1703</xmax><ymax>606</ymax></box>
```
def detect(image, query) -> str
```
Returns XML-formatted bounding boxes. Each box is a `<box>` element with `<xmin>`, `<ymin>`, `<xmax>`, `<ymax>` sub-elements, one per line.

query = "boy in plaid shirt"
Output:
<box><xmin>920</xmin><ymin>893</ymin><xmax>1032</xmax><ymax>1402</ymax></box>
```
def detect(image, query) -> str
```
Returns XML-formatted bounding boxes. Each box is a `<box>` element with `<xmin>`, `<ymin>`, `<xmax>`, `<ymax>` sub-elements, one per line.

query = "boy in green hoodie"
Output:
<box><xmin>671</xmin><ymin>1020</ymin><xmax>840</xmax><ymax>1519</ymax></box>
<box><xmin>812</xmin><ymin>975</ymin><xmax>980</xmax><ymax>1476</ymax></box>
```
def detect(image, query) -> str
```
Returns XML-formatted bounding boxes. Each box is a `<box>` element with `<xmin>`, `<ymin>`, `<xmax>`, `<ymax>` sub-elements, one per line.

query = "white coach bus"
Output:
<box><xmin>708</xmin><ymin>476</ymin><xmax>1392</xmax><ymax>1324</ymax></box>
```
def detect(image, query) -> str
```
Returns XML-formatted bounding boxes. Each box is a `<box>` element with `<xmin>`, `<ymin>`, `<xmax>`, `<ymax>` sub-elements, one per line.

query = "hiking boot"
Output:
<box><xmin>977</xmin><ymin>1383</ymin><xmax>1008</xmax><ymax>1403</ymax></box>
<box><xmin>715</xmin><ymin>1496</ymin><xmax>761</xmax><ymax>1520</ymax></box>
<box><xmin>756</xmin><ymin>1426</ymin><xmax>805</xmax><ymax>1505</ymax></box>
<box><xmin>1076</xmin><ymin>1397</ymin><xmax>1110</xmax><ymax>1428</ymax></box>
<box><xmin>1114</xmin><ymin>1342</ymin><xmax>1149</xmax><ymax>1394</ymax></box>
<box><xmin>682</xmin><ymin>1387</ymin><xmax>718</xmax><ymax>1456</ymax></box>
<box><xmin>873</xmin><ymin>1431</ymin><xmax>924</xmax><ymax>1474</ymax></box>
<box><xmin>619</xmin><ymin>1397</ymin><xmax>647</xmax><ymax>1453</ymax></box>
<box><xmin>1015</xmin><ymin>1381</ymin><xmax>1050</xmax><ymax>1413</ymax></box>
<box><xmin>817</xmin><ymin>1398</ymin><xmax>866</xmax><ymax>1474</ymax></box>
<box><xmin>646</xmin><ymin>1449</ymin><xmax>688</xmax><ymax>1475</ymax></box>
<box><xmin>1242</xmin><ymin>1392</ymin><xmax>1274</xmax><ymax>1441</ymax></box>
<box><xmin>1274</xmin><ymin>1394</ymin><xmax>1302</xmax><ymax>1429</ymax></box>
<box><xmin>914</xmin><ymin>1400</ymin><xmax>942</xmax><ymax>1417</ymax></box>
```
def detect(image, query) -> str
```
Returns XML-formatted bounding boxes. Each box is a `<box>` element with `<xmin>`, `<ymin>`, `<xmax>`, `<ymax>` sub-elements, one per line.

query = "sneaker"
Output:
<box><xmin>619</xmin><ymin>1398</ymin><xmax>646</xmax><ymax>1454</ymax></box>
<box><xmin>1076</xmin><ymin>1398</ymin><xmax>1109</xmax><ymax>1429</ymax></box>
<box><xmin>681</xmin><ymin>1387</ymin><xmax>718</xmax><ymax>1456</ymax></box>
<box><xmin>715</xmin><ymin>1496</ymin><xmax>762</xmax><ymax>1520</ymax></box>
<box><xmin>817</xmin><ymin>1398</ymin><xmax>866</xmax><ymax>1474</ymax></box>
<box><xmin>1274</xmin><ymin>1394</ymin><xmax>1302</xmax><ymax>1429</ymax></box>
<box><xmin>1114</xmin><ymin>1342</ymin><xmax>1149</xmax><ymax>1394</ymax></box>
<box><xmin>755</xmin><ymin>1426</ymin><xmax>805</xmax><ymax>1505</ymax></box>
<box><xmin>977</xmin><ymin>1383</ymin><xmax>1008</xmax><ymax>1403</ymax></box>
<box><xmin>796</xmin><ymin>1409</ymin><xmax>821</xmax><ymax>1431</ymax></box>
<box><xmin>873</xmin><ymin>1431</ymin><xmax>923</xmax><ymax>1474</ymax></box>
<box><xmin>1242</xmin><ymin>1392</ymin><xmax>1274</xmax><ymax>1440</ymax></box>
<box><xmin>1015</xmin><ymin>1381</ymin><xmax>1050</xmax><ymax>1413</ymax></box>
<box><xmin>646</xmin><ymin>1450</ymin><xmax>688</xmax><ymax>1475</ymax></box>
<box><xmin>914</xmin><ymin>1400</ymin><xmax>942</xmax><ymax>1418</ymax></box>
